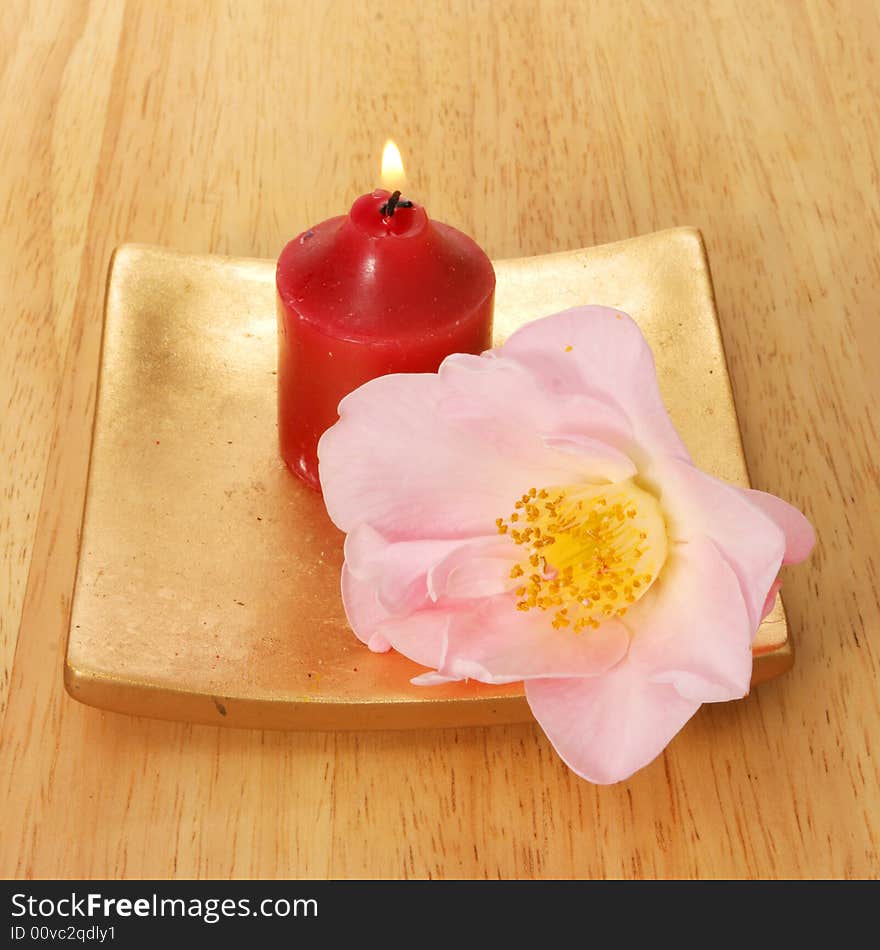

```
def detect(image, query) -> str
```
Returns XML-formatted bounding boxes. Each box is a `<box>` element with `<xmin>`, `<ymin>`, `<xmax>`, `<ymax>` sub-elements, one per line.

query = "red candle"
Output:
<box><xmin>276</xmin><ymin>171</ymin><xmax>495</xmax><ymax>489</ymax></box>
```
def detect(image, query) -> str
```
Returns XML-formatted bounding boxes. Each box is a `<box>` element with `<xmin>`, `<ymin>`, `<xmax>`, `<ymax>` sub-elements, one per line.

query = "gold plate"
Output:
<box><xmin>65</xmin><ymin>229</ymin><xmax>791</xmax><ymax>730</ymax></box>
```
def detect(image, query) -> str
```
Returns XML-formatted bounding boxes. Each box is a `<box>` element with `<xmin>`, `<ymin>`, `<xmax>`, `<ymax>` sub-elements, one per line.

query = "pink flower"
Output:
<box><xmin>318</xmin><ymin>307</ymin><xmax>814</xmax><ymax>784</ymax></box>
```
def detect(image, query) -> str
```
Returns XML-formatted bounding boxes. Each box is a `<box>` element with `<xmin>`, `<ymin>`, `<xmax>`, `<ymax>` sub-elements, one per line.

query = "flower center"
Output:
<box><xmin>496</xmin><ymin>479</ymin><xmax>668</xmax><ymax>632</ymax></box>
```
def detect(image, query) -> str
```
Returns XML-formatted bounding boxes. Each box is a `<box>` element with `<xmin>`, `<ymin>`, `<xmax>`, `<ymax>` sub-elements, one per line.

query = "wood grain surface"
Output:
<box><xmin>1</xmin><ymin>0</ymin><xmax>877</xmax><ymax>879</ymax></box>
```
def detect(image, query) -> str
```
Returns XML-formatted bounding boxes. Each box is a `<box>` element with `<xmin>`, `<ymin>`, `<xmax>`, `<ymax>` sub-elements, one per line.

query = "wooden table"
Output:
<box><xmin>2</xmin><ymin>0</ymin><xmax>877</xmax><ymax>879</ymax></box>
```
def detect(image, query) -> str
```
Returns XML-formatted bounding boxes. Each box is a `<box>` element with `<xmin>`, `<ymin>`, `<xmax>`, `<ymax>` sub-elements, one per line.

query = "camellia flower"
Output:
<box><xmin>318</xmin><ymin>307</ymin><xmax>814</xmax><ymax>784</ymax></box>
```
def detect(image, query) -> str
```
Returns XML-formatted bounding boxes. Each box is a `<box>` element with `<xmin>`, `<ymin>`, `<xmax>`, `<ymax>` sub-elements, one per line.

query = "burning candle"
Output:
<box><xmin>276</xmin><ymin>142</ymin><xmax>495</xmax><ymax>489</ymax></box>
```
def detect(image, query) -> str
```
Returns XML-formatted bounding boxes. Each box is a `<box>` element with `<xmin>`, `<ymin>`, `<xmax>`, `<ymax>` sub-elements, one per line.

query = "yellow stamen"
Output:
<box><xmin>498</xmin><ymin>478</ymin><xmax>667</xmax><ymax>634</ymax></box>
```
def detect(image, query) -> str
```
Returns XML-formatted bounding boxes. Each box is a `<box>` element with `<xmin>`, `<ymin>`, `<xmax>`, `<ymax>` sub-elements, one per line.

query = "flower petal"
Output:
<box><xmin>627</xmin><ymin>536</ymin><xmax>753</xmax><ymax>703</ymax></box>
<box><xmin>410</xmin><ymin>671</ymin><xmax>458</xmax><ymax>686</ymax></box>
<box><xmin>320</xmin><ymin>374</ymin><xmax>505</xmax><ymax>538</ymax></box>
<box><xmin>319</xmin><ymin>369</ymin><xmax>634</xmax><ymax>540</ymax></box>
<box><xmin>652</xmin><ymin>457</ymin><xmax>786</xmax><ymax>631</ymax></box>
<box><xmin>736</xmin><ymin>488</ymin><xmax>815</xmax><ymax>565</ymax></box>
<box><xmin>427</xmin><ymin>539</ymin><xmax>521</xmax><ymax>602</ymax></box>
<box><xmin>526</xmin><ymin>669</ymin><xmax>700</xmax><ymax>784</ymax></box>
<box><xmin>761</xmin><ymin>578</ymin><xmax>782</xmax><ymax>621</ymax></box>
<box><xmin>345</xmin><ymin>523</ymin><xmax>473</xmax><ymax>614</ymax></box>
<box><xmin>435</xmin><ymin>598</ymin><xmax>630</xmax><ymax>684</ymax></box>
<box><xmin>539</xmin><ymin>433</ymin><xmax>634</xmax><ymax>477</ymax></box>
<box><xmin>374</xmin><ymin>609</ymin><xmax>454</xmax><ymax>671</ymax></box>
<box><xmin>342</xmin><ymin>525</ymin><xmax>518</xmax><ymax>661</ymax></box>
<box><xmin>439</xmin><ymin>352</ymin><xmax>636</xmax><ymax>462</ymax></box>
<box><xmin>340</xmin><ymin>565</ymin><xmax>391</xmax><ymax>653</ymax></box>
<box><xmin>497</xmin><ymin>307</ymin><xmax>691</xmax><ymax>462</ymax></box>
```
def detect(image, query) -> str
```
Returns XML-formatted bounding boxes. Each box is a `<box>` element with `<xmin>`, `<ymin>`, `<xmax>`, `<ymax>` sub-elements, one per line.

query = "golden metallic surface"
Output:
<box><xmin>65</xmin><ymin>229</ymin><xmax>791</xmax><ymax>730</ymax></box>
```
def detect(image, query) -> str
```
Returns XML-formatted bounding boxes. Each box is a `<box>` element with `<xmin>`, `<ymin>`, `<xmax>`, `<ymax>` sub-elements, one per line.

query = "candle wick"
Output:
<box><xmin>379</xmin><ymin>190</ymin><xmax>413</xmax><ymax>218</ymax></box>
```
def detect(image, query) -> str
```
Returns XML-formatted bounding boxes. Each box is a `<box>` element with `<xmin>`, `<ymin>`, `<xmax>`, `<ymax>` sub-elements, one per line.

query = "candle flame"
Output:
<box><xmin>380</xmin><ymin>140</ymin><xmax>407</xmax><ymax>192</ymax></box>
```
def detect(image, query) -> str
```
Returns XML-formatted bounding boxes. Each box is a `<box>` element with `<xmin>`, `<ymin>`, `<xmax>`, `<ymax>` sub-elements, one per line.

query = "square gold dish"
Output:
<box><xmin>65</xmin><ymin>230</ymin><xmax>791</xmax><ymax>729</ymax></box>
